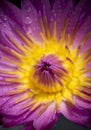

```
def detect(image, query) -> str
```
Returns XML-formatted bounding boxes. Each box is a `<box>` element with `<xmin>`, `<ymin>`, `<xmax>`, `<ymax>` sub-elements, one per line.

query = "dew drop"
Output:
<box><xmin>25</xmin><ymin>17</ymin><xmax>32</xmax><ymax>24</ymax></box>
<box><xmin>3</xmin><ymin>16</ymin><xmax>8</xmax><ymax>21</ymax></box>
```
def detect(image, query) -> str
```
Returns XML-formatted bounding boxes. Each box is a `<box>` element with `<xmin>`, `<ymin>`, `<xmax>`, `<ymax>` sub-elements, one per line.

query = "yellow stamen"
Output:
<box><xmin>9</xmin><ymin>38</ymin><xmax>28</xmax><ymax>54</ymax></box>
<box><xmin>39</xmin><ymin>102</ymin><xmax>51</xmax><ymax>116</ymax></box>
<box><xmin>80</xmin><ymin>67</ymin><xmax>91</xmax><ymax>74</ymax></box>
<box><xmin>52</xmin><ymin>21</ymin><xmax>57</xmax><ymax>40</ymax></box>
<box><xmin>39</xmin><ymin>18</ymin><xmax>46</xmax><ymax>37</ymax></box>
<box><xmin>16</xmin><ymin>94</ymin><xmax>31</xmax><ymax>104</ymax></box>
<box><xmin>81</xmin><ymin>31</ymin><xmax>91</xmax><ymax>47</ymax></box>
<box><xmin>15</xmin><ymin>29</ymin><xmax>32</xmax><ymax>47</ymax></box>
<box><xmin>59</xmin><ymin>18</ymin><xmax>69</xmax><ymax>44</ymax></box>
<box><xmin>43</xmin><ymin>16</ymin><xmax>51</xmax><ymax>39</ymax></box>
<box><xmin>2</xmin><ymin>56</ymin><xmax>19</xmax><ymax>66</ymax></box>
<box><xmin>67</xmin><ymin>22</ymin><xmax>79</xmax><ymax>46</ymax></box>
<box><xmin>82</xmin><ymin>48</ymin><xmax>91</xmax><ymax>59</ymax></box>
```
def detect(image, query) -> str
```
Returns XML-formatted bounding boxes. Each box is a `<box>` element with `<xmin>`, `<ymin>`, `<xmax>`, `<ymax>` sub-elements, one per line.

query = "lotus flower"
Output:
<box><xmin>0</xmin><ymin>0</ymin><xmax>91</xmax><ymax>130</ymax></box>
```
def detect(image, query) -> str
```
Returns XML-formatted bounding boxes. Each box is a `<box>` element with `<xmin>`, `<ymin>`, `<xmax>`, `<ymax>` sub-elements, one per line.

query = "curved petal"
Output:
<box><xmin>50</xmin><ymin>0</ymin><xmax>74</xmax><ymax>38</ymax></box>
<box><xmin>73</xmin><ymin>96</ymin><xmax>91</xmax><ymax>109</ymax></box>
<box><xmin>67</xmin><ymin>0</ymin><xmax>91</xmax><ymax>33</ymax></box>
<box><xmin>31</xmin><ymin>0</ymin><xmax>51</xmax><ymax>19</ymax></box>
<box><xmin>67</xmin><ymin>0</ymin><xmax>91</xmax><ymax>50</ymax></box>
<box><xmin>0</xmin><ymin>0</ymin><xmax>22</xmax><ymax>28</ymax></box>
<box><xmin>0</xmin><ymin>10</ymin><xmax>25</xmax><ymax>52</ymax></box>
<box><xmin>24</xmin><ymin>113</ymin><xmax>59</xmax><ymax>130</ymax></box>
<box><xmin>2</xmin><ymin>105</ymin><xmax>43</xmax><ymax>127</ymax></box>
<box><xmin>60</xmin><ymin>101</ymin><xmax>90</xmax><ymax>126</ymax></box>
<box><xmin>21</xmin><ymin>0</ymin><xmax>42</xmax><ymax>42</ymax></box>
<box><xmin>33</xmin><ymin>103</ymin><xmax>57</xmax><ymax>130</ymax></box>
<box><xmin>0</xmin><ymin>93</ymin><xmax>32</xmax><ymax>116</ymax></box>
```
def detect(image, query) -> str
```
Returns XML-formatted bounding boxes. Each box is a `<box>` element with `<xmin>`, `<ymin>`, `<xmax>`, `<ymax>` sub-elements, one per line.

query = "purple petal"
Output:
<box><xmin>0</xmin><ymin>0</ymin><xmax>22</xmax><ymax>28</ymax></box>
<box><xmin>0</xmin><ymin>83</ymin><xmax>17</xmax><ymax>97</ymax></box>
<box><xmin>1</xmin><ymin>94</ymin><xmax>32</xmax><ymax>116</ymax></box>
<box><xmin>33</xmin><ymin>103</ymin><xmax>56</xmax><ymax>130</ymax></box>
<box><xmin>0</xmin><ymin>60</ymin><xmax>17</xmax><ymax>71</ymax></box>
<box><xmin>2</xmin><ymin>105</ymin><xmax>43</xmax><ymax>127</ymax></box>
<box><xmin>0</xmin><ymin>13</ymin><xmax>25</xmax><ymax>54</ymax></box>
<box><xmin>21</xmin><ymin>0</ymin><xmax>42</xmax><ymax>42</ymax></box>
<box><xmin>67</xmin><ymin>0</ymin><xmax>91</xmax><ymax>33</ymax></box>
<box><xmin>24</xmin><ymin>112</ymin><xmax>59</xmax><ymax>130</ymax></box>
<box><xmin>67</xmin><ymin>0</ymin><xmax>91</xmax><ymax>50</ymax></box>
<box><xmin>31</xmin><ymin>0</ymin><xmax>51</xmax><ymax>19</ymax></box>
<box><xmin>50</xmin><ymin>0</ymin><xmax>74</xmax><ymax>39</ymax></box>
<box><xmin>60</xmin><ymin>101</ymin><xmax>90</xmax><ymax>126</ymax></box>
<box><xmin>73</xmin><ymin>96</ymin><xmax>91</xmax><ymax>109</ymax></box>
<box><xmin>0</xmin><ymin>96</ymin><xmax>10</xmax><ymax>112</ymax></box>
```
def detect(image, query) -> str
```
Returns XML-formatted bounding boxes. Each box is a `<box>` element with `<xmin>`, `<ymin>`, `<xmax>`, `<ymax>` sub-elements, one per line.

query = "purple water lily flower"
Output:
<box><xmin>0</xmin><ymin>0</ymin><xmax>91</xmax><ymax>130</ymax></box>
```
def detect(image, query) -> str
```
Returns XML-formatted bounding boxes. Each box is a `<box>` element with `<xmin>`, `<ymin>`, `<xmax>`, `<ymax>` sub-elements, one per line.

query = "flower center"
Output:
<box><xmin>33</xmin><ymin>54</ymin><xmax>67</xmax><ymax>86</ymax></box>
<box><xmin>41</xmin><ymin>62</ymin><xmax>51</xmax><ymax>71</ymax></box>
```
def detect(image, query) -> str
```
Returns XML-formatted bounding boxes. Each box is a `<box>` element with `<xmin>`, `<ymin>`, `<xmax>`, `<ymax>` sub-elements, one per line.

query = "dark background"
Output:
<box><xmin>0</xmin><ymin>115</ymin><xmax>91</xmax><ymax>130</ymax></box>
<box><xmin>0</xmin><ymin>0</ymin><xmax>91</xmax><ymax>129</ymax></box>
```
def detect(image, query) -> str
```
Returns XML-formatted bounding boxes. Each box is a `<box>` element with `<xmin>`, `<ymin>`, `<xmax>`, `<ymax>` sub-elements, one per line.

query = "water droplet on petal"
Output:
<box><xmin>3</xmin><ymin>16</ymin><xmax>7</xmax><ymax>21</ymax></box>
<box><xmin>25</xmin><ymin>17</ymin><xmax>32</xmax><ymax>24</ymax></box>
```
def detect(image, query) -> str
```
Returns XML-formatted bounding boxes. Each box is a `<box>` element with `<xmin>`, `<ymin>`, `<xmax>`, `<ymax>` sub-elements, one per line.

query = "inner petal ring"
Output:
<box><xmin>33</xmin><ymin>54</ymin><xmax>67</xmax><ymax>87</ymax></box>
